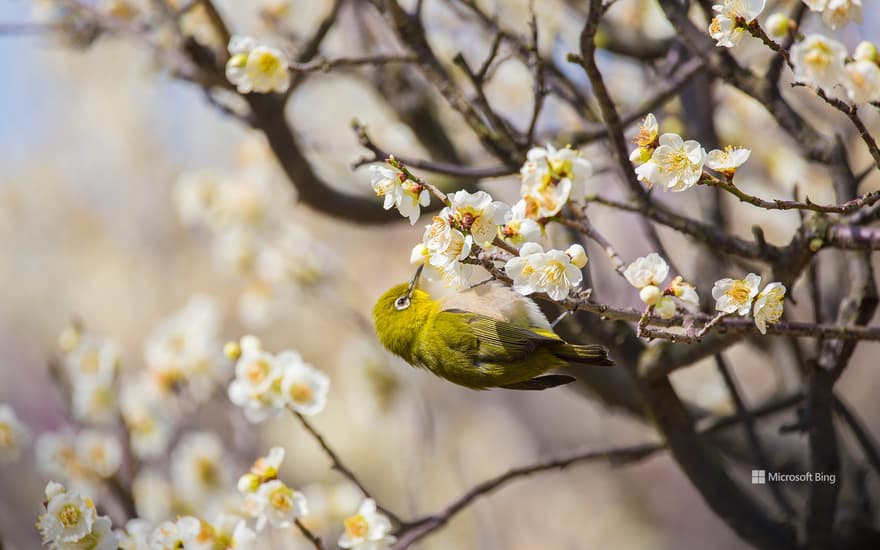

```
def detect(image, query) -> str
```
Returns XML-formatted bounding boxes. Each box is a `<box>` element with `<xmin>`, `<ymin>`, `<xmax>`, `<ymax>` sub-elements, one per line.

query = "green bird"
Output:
<box><xmin>372</xmin><ymin>266</ymin><xmax>613</xmax><ymax>390</ymax></box>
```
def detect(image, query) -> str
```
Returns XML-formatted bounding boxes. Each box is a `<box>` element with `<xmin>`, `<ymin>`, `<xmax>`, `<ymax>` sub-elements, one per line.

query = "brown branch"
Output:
<box><xmin>392</xmin><ymin>442</ymin><xmax>663</xmax><ymax>549</ymax></box>
<box><xmin>827</xmin><ymin>225</ymin><xmax>880</xmax><ymax>250</ymax></box>
<box><xmin>584</xmin><ymin>193</ymin><xmax>775</xmax><ymax>260</ymax></box>
<box><xmin>294</xmin><ymin>519</ymin><xmax>326</xmax><ymax>550</ymax></box>
<box><xmin>381</xmin><ymin>0</ymin><xmax>521</xmax><ymax>166</ymax></box>
<box><xmin>742</xmin><ymin>18</ymin><xmax>792</xmax><ymax>70</ymax></box>
<box><xmin>553</xmin><ymin>214</ymin><xmax>626</xmax><ymax>276</ymax></box>
<box><xmin>833</xmin><ymin>394</ymin><xmax>880</xmax><ymax>477</ymax></box>
<box><xmin>631</xmin><ymin>365</ymin><xmax>797</xmax><ymax>548</ymax></box>
<box><xmin>561</xmin><ymin>57</ymin><xmax>705</xmax><ymax>147</ymax></box>
<box><xmin>792</xmin><ymin>84</ymin><xmax>880</xmax><ymax>170</ymax></box>
<box><xmin>705</xmin><ymin>175</ymin><xmax>880</xmax><ymax>215</ymax></box>
<box><xmin>290</xmin><ymin>408</ymin><xmax>403</xmax><ymax>526</ymax></box>
<box><xmin>572</xmin><ymin>2</ymin><xmax>647</xmax><ymax>203</ymax></box>
<box><xmin>715</xmin><ymin>353</ymin><xmax>795</xmax><ymax>518</ymax></box>
<box><xmin>291</xmin><ymin>53</ymin><xmax>418</xmax><ymax>73</ymax></box>
<box><xmin>351</xmin><ymin>120</ymin><xmax>513</xmax><ymax>178</ymax></box>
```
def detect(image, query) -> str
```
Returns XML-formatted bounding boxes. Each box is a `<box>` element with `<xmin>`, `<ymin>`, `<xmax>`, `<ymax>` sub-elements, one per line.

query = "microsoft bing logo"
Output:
<box><xmin>751</xmin><ymin>470</ymin><xmax>766</xmax><ymax>484</ymax></box>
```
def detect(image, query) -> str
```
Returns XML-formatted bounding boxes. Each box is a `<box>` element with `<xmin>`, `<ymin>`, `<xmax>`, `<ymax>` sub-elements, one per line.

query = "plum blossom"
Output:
<box><xmin>635</xmin><ymin>133</ymin><xmax>707</xmax><ymax>192</ymax></box>
<box><xmin>338</xmin><ymin>498</ymin><xmax>396</xmax><ymax>550</ymax></box>
<box><xmin>448</xmin><ymin>190</ymin><xmax>509</xmax><ymax>246</ymax></box>
<box><xmin>709</xmin><ymin>0</ymin><xmax>765</xmax><ymax>48</ymax></box>
<box><xmin>370</xmin><ymin>165</ymin><xmax>430</xmax><ymax>225</ymax></box>
<box><xmin>712</xmin><ymin>273</ymin><xmax>761</xmax><ymax>316</ymax></box>
<box><xmin>791</xmin><ymin>34</ymin><xmax>847</xmax><ymax>93</ymax></box>
<box><xmin>504</xmin><ymin>242</ymin><xmax>584</xmax><ymax>301</ymax></box>
<box><xmin>520</xmin><ymin>144</ymin><xmax>592</xmax><ymax>218</ymax></box>
<box><xmin>706</xmin><ymin>146</ymin><xmax>751</xmax><ymax>177</ymax></box>
<box><xmin>225</xmin><ymin>35</ymin><xmax>291</xmax><ymax>94</ymax></box>
<box><xmin>754</xmin><ymin>282</ymin><xmax>786</xmax><ymax>334</ymax></box>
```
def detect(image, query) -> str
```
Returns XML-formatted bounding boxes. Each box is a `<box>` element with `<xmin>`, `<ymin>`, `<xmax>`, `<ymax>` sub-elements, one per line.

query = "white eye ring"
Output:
<box><xmin>394</xmin><ymin>296</ymin><xmax>411</xmax><ymax>311</ymax></box>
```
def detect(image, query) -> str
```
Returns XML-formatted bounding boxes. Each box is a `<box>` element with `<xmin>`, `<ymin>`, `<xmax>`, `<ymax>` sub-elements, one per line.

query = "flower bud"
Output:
<box><xmin>565</xmin><ymin>244</ymin><xmax>588</xmax><ymax>268</ymax></box>
<box><xmin>224</xmin><ymin>341</ymin><xmax>242</xmax><ymax>360</ymax></box>
<box><xmin>639</xmin><ymin>285</ymin><xmax>662</xmax><ymax>306</ymax></box>
<box><xmin>765</xmin><ymin>13</ymin><xmax>790</xmax><ymax>39</ymax></box>
<box><xmin>237</xmin><ymin>473</ymin><xmax>260</xmax><ymax>493</ymax></box>
<box><xmin>655</xmin><ymin>296</ymin><xmax>677</xmax><ymax>319</ymax></box>
<box><xmin>629</xmin><ymin>147</ymin><xmax>652</xmax><ymax>165</ymax></box>
<box><xmin>58</xmin><ymin>327</ymin><xmax>80</xmax><ymax>353</ymax></box>
<box><xmin>854</xmin><ymin>41</ymin><xmax>879</xmax><ymax>63</ymax></box>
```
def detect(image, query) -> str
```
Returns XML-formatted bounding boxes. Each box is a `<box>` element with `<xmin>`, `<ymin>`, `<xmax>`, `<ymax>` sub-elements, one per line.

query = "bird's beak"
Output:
<box><xmin>406</xmin><ymin>264</ymin><xmax>424</xmax><ymax>298</ymax></box>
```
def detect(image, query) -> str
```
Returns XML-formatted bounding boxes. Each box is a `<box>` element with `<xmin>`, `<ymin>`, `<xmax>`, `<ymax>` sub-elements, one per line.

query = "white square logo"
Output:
<box><xmin>751</xmin><ymin>469</ymin><xmax>766</xmax><ymax>484</ymax></box>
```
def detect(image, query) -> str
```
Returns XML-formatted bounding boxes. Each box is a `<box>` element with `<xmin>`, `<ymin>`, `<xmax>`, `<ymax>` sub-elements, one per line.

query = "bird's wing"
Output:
<box><xmin>436</xmin><ymin>309</ymin><xmax>559</xmax><ymax>363</ymax></box>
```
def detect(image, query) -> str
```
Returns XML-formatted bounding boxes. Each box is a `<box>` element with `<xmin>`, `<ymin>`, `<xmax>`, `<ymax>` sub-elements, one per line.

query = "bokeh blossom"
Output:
<box><xmin>226</xmin><ymin>35</ymin><xmax>291</xmax><ymax>94</ymax></box>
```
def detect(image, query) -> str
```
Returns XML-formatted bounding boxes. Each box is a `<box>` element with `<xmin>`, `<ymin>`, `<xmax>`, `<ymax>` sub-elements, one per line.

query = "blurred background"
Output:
<box><xmin>1</xmin><ymin>0</ymin><xmax>879</xmax><ymax>548</ymax></box>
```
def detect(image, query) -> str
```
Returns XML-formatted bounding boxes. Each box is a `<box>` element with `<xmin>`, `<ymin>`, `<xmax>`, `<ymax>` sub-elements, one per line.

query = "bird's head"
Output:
<box><xmin>372</xmin><ymin>266</ymin><xmax>436</xmax><ymax>360</ymax></box>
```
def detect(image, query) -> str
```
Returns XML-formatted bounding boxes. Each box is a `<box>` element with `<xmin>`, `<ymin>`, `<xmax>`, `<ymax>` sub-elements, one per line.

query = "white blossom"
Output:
<box><xmin>754</xmin><ymin>282</ymin><xmax>786</xmax><ymax>334</ymax></box>
<box><xmin>625</xmin><ymin>255</ymin><xmax>699</xmax><ymax>315</ymax></box>
<box><xmin>500</xmin><ymin>200</ymin><xmax>542</xmax><ymax>245</ymax></box>
<box><xmin>338</xmin><ymin>498</ymin><xmax>396</xmax><ymax>550</ymax></box>
<box><xmin>629</xmin><ymin>113</ymin><xmax>659</xmax><ymax>164</ymax></box>
<box><xmin>36</xmin><ymin>432</ymin><xmax>82</xmax><ymax>484</ymax></box>
<box><xmin>75</xmin><ymin>430</ymin><xmax>121</xmax><ymax>478</ymax></box>
<box><xmin>504</xmin><ymin>242</ymin><xmax>582</xmax><ymax>301</ymax></box>
<box><xmin>72</xmin><ymin>378</ymin><xmax>117</xmax><ymax>426</ymax></box>
<box><xmin>635</xmin><ymin>133</ymin><xmax>707</xmax><ymax>192</ymax></box>
<box><xmin>708</xmin><ymin>0</ymin><xmax>765</xmax><ymax>48</ymax></box>
<box><xmin>448</xmin><ymin>190</ymin><xmax>509</xmax><ymax>246</ymax></box>
<box><xmin>226</xmin><ymin>35</ymin><xmax>291</xmax><ymax>94</ymax></box>
<box><xmin>670</xmin><ymin>276</ymin><xmax>700</xmax><ymax>308</ymax></box>
<box><xmin>765</xmin><ymin>13</ymin><xmax>791</xmax><ymax>38</ymax></box>
<box><xmin>565</xmin><ymin>244</ymin><xmax>589</xmax><ymax>269</ymax></box>
<box><xmin>212</xmin><ymin>514</ymin><xmax>257</xmax><ymax>550</ymax></box>
<box><xmin>38</xmin><ymin>485</ymin><xmax>97</xmax><ymax>544</ymax></box>
<box><xmin>171</xmin><ymin>432</ymin><xmax>229</xmax><ymax>506</ymax></box>
<box><xmin>706</xmin><ymin>146</ymin><xmax>751</xmax><ymax>176</ymax></box>
<box><xmin>63</xmin><ymin>334</ymin><xmax>119</xmax><ymax>386</ymax></box>
<box><xmin>246</xmin><ymin>479</ymin><xmax>308</xmax><ymax>530</ymax></box>
<box><xmin>624</xmin><ymin>253</ymin><xmax>669</xmax><ymax>290</ymax></box>
<box><xmin>117</xmin><ymin>518</ymin><xmax>152</xmax><ymax>550</ymax></box>
<box><xmin>791</xmin><ymin>34</ymin><xmax>847</xmax><ymax>92</ymax></box>
<box><xmin>228</xmin><ymin>344</ymin><xmax>285</xmax><ymax>423</ymax></box>
<box><xmin>132</xmin><ymin>470</ymin><xmax>172</xmax><ymax>523</ymax></box>
<box><xmin>370</xmin><ymin>165</ymin><xmax>429</xmax><ymax>225</ymax></box>
<box><xmin>803</xmin><ymin>0</ymin><xmax>862</xmax><ymax>30</ymax></box>
<box><xmin>654</xmin><ymin>296</ymin><xmax>678</xmax><ymax>319</ymax></box>
<box><xmin>520</xmin><ymin>144</ymin><xmax>592</xmax><ymax>218</ymax></box>
<box><xmin>149</xmin><ymin>516</ymin><xmax>203</xmax><ymax>550</ymax></box>
<box><xmin>144</xmin><ymin>294</ymin><xmax>224</xmax><ymax>400</ymax></box>
<box><xmin>280</xmin><ymin>354</ymin><xmax>330</xmax><ymax>416</ymax></box>
<box><xmin>712</xmin><ymin>273</ymin><xmax>761</xmax><ymax>315</ymax></box>
<box><xmin>120</xmin><ymin>376</ymin><xmax>174</xmax><ymax>459</ymax></box>
<box><xmin>843</xmin><ymin>60</ymin><xmax>880</xmax><ymax>104</ymax></box>
<box><xmin>238</xmin><ymin>447</ymin><xmax>285</xmax><ymax>493</ymax></box>
<box><xmin>418</xmin><ymin>211</ymin><xmax>474</xmax><ymax>289</ymax></box>
<box><xmin>0</xmin><ymin>404</ymin><xmax>29</xmax><ymax>462</ymax></box>
<box><xmin>854</xmin><ymin>41</ymin><xmax>878</xmax><ymax>63</ymax></box>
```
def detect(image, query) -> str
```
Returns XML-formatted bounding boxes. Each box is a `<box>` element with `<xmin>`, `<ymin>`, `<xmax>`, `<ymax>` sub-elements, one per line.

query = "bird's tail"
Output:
<box><xmin>555</xmin><ymin>343</ymin><xmax>614</xmax><ymax>366</ymax></box>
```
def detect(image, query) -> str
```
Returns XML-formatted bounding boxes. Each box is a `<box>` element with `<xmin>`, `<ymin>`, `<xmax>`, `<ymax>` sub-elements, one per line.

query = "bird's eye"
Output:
<box><xmin>394</xmin><ymin>296</ymin><xmax>411</xmax><ymax>311</ymax></box>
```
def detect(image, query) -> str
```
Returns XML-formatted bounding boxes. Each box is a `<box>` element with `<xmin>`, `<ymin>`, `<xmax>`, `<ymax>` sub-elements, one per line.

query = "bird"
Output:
<box><xmin>372</xmin><ymin>266</ymin><xmax>613</xmax><ymax>390</ymax></box>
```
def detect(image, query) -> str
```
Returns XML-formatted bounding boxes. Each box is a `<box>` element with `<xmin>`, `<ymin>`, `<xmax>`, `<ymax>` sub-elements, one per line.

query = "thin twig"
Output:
<box><xmin>351</xmin><ymin>120</ymin><xmax>513</xmax><ymax>178</ymax></box>
<box><xmin>290</xmin><ymin>408</ymin><xmax>403</xmax><ymax>526</ymax></box>
<box><xmin>294</xmin><ymin>519</ymin><xmax>326</xmax><ymax>550</ymax></box>
<box><xmin>391</xmin><ymin>442</ymin><xmax>662</xmax><ymax>549</ymax></box>
<box><xmin>290</xmin><ymin>53</ymin><xmax>418</xmax><ymax>73</ymax></box>
<box><xmin>715</xmin><ymin>353</ymin><xmax>796</xmax><ymax>519</ymax></box>
<box><xmin>393</xmin><ymin>391</ymin><xmax>806</xmax><ymax>549</ymax></box>
<box><xmin>705</xmin><ymin>175</ymin><xmax>880</xmax><ymax>214</ymax></box>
